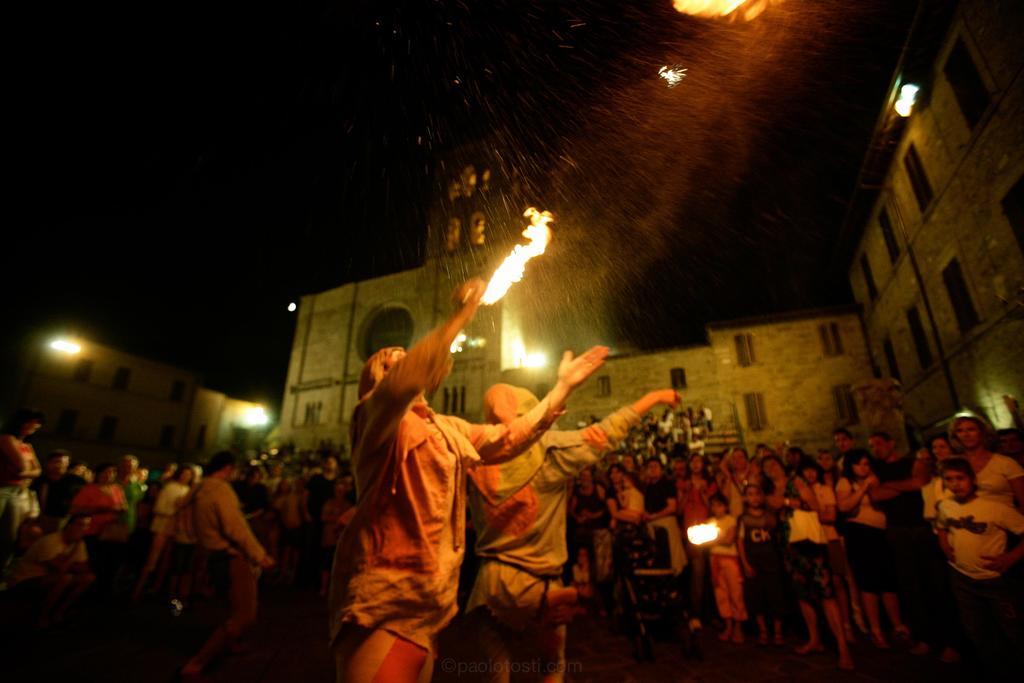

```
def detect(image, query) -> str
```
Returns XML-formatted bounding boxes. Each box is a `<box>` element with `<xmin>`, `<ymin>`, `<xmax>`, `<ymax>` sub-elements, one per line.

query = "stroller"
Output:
<box><xmin>613</xmin><ymin>523</ymin><xmax>702</xmax><ymax>661</ymax></box>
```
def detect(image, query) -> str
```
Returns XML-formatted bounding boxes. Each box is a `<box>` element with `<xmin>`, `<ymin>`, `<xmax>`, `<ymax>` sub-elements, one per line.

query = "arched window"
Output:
<box><xmin>480</xmin><ymin>168</ymin><xmax>491</xmax><ymax>192</ymax></box>
<box><xmin>361</xmin><ymin>306</ymin><xmax>414</xmax><ymax>360</ymax></box>
<box><xmin>461</xmin><ymin>165</ymin><xmax>477</xmax><ymax>198</ymax></box>
<box><xmin>448</xmin><ymin>181</ymin><xmax>461</xmax><ymax>202</ymax></box>
<box><xmin>446</xmin><ymin>218</ymin><xmax>462</xmax><ymax>252</ymax></box>
<box><xmin>470</xmin><ymin>212</ymin><xmax>486</xmax><ymax>246</ymax></box>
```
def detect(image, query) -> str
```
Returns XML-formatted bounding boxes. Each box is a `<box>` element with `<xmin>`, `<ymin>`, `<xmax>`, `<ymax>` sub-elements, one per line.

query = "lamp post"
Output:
<box><xmin>16</xmin><ymin>337</ymin><xmax>81</xmax><ymax>411</ymax></box>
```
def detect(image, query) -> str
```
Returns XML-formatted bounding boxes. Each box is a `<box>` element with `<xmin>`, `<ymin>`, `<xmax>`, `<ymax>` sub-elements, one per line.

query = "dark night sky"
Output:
<box><xmin>6</xmin><ymin>0</ymin><xmax>917</xmax><ymax>410</ymax></box>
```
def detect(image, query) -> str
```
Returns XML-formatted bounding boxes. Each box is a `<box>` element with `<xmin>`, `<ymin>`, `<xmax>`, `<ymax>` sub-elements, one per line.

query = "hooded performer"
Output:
<box><xmin>329</xmin><ymin>277</ymin><xmax>610</xmax><ymax>683</ymax></box>
<box><xmin>467</xmin><ymin>383</ymin><xmax>681</xmax><ymax>682</ymax></box>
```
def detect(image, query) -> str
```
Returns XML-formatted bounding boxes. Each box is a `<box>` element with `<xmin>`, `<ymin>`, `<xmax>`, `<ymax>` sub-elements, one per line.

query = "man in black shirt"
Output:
<box><xmin>31</xmin><ymin>451</ymin><xmax>84</xmax><ymax>533</ymax></box>
<box><xmin>642</xmin><ymin>459</ymin><xmax>686</xmax><ymax>575</ymax></box>
<box><xmin>303</xmin><ymin>456</ymin><xmax>339</xmax><ymax>584</ymax></box>
<box><xmin>868</xmin><ymin>431</ymin><xmax>959</xmax><ymax>660</ymax></box>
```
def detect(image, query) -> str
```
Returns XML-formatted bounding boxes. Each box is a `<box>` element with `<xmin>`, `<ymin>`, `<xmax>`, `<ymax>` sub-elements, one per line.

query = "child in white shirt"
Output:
<box><xmin>936</xmin><ymin>458</ymin><xmax>1024</xmax><ymax>678</ymax></box>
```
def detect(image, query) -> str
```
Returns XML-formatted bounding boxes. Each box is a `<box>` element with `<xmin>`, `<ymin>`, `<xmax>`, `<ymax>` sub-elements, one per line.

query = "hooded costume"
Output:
<box><xmin>329</xmin><ymin>342</ymin><xmax>562</xmax><ymax>657</ymax></box>
<box><xmin>465</xmin><ymin>384</ymin><xmax>640</xmax><ymax>680</ymax></box>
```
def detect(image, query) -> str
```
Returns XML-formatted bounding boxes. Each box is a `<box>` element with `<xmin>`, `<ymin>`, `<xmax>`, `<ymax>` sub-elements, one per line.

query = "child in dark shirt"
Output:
<box><xmin>737</xmin><ymin>484</ymin><xmax>786</xmax><ymax>646</ymax></box>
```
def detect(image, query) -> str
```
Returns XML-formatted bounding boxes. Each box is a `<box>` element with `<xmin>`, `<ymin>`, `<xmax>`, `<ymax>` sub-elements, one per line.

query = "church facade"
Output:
<box><xmin>278</xmin><ymin>148</ymin><xmax>881</xmax><ymax>454</ymax></box>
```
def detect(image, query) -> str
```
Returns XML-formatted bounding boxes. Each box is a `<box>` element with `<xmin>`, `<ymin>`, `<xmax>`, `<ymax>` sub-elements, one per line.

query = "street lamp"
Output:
<box><xmin>894</xmin><ymin>83</ymin><xmax>919</xmax><ymax>117</ymax></box>
<box><xmin>243</xmin><ymin>406</ymin><xmax>270</xmax><ymax>427</ymax></box>
<box><xmin>49</xmin><ymin>339</ymin><xmax>81</xmax><ymax>355</ymax></box>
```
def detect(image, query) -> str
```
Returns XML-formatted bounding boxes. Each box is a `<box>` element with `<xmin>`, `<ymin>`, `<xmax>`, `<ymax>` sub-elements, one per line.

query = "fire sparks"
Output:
<box><xmin>480</xmin><ymin>207</ymin><xmax>553</xmax><ymax>305</ymax></box>
<box><xmin>659</xmin><ymin>65</ymin><xmax>688</xmax><ymax>88</ymax></box>
<box><xmin>672</xmin><ymin>0</ymin><xmax>782</xmax><ymax>21</ymax></box>
<box><xmin>686</xmin><ymin>521</ymin><xmax>720</xmax><ymax>545</ymax></box>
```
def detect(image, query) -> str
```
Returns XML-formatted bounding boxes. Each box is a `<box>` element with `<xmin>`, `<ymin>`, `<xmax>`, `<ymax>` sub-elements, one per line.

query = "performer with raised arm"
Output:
<box><xmin>467</xmin><ymin>384</ymin><xmax>681</xmax><ymax>682</ymax></box>
<box><xmin>329</xmin><ymin>277</ymin><xmax>609</xmax><ymax>683</ymax></box>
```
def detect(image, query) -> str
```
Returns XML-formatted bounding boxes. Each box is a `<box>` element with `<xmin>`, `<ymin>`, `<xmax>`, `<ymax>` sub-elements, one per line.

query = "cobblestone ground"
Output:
<box><xmin>1</xmin><ymin>587</ymin><xmax>964</xmax><ymax>682</ymax></box>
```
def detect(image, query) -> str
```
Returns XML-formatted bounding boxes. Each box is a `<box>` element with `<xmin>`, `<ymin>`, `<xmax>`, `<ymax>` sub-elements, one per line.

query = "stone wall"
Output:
<box><xmin>848</xmin><ymin>0</ymin><xmax>1024</xmax><ymax>431</ymax></box>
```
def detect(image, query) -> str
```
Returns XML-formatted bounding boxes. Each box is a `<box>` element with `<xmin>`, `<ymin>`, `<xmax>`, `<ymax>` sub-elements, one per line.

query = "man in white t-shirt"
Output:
<box><xmin>9</xmin><ymin>513</ymin><xmax>94</xmax><ymax>628</ymax></box>
<box><xmin>935</xmin><ymin>459</ymin><xmax>1024</xmax><ymax>677</ymax></box>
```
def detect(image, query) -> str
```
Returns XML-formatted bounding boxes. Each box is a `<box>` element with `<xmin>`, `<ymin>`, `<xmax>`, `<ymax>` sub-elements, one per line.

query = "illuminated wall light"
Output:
<box><xmin>511</xmin><ymin>339</ymin><xmax>546</xmax><ymax>368</ymax></box>
<box><xmin>450</xmin><ymin>331</ymin><xmax>468</xmax><ymax>354</ymax></box>
<box><xmin>521</xmin><ymin>353</ymin><xmax>547</xmax><ymax>368</ymax></box>
<box><xmin>49</xmin><ymin>339</ymin><xmax>81</xmax><ymax>355</ymax></box>
<box><xmin>243</xmin><ymin>406</ymin><xmax>270</xmax><ymax>427</ymax></box>
<box><xmin>287</xmin><ymin>302</ymin><xmax>297</xmax><ymax>312</ymax></box>
<box><xmin>894</xmin><ymin>83</ymin><xmax>919</xmax><ymax>117</ymax></box>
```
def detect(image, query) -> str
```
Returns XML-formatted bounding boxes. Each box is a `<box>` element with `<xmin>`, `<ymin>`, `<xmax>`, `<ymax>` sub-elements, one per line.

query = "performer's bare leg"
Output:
<box><xmin>335</xmin><ymin>625</ymin><xmax>430</xmax><ymax>683</ymax></box>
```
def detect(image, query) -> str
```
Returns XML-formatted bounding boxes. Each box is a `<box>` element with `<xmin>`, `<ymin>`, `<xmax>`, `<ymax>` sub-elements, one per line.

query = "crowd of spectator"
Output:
<box><xmin>2</xmin><ymin>403</ymin><xmax>1024</xmax><ymax>679</ymax></box>
<box><xmin>0</xmin><ymin>408</ymin><xmax>356</xmax><ymax>636</ymax></box>
<box><xmin>567</xmin><ymin>412</ymin><xmax>1024</xmax><ymax>676</ymax></box>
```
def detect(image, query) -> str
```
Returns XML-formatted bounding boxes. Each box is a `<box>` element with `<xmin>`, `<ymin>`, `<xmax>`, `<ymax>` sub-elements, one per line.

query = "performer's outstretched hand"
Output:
<box><xmin>626</xmin><ymin>388</ymin><xmax>680</xmax><ymax>417</ymax></box>
<box><xmin>451</xmin><ymin>277</ymin><xmax>485</xmax><ymax>327</ymax></box>
<box><xmin>556</xmin><ymin>346</ymin><xmax>610</xmax><ymax>390</ymax></box>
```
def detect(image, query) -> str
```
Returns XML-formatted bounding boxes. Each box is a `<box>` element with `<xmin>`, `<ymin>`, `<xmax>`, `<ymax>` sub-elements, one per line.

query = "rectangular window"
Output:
<box><xmin>597</xmin><ymin>376</ymin><xmax>611</xmax><ymax>397</ymax></box>
<box><xmin>303</xmin><ymin>401</ymin><xmax>322</xmax><ymax>426</ymax></box>
<box><xmin>942</xmin><ymin>258</ymin><xmax>980</xmax><ymax>333</ymax></box>
<box><xmin>832</xmin><ymin>384</ymin><xmax>860</xmax><ymax>425</ymax></box>
<box><xmin>170</xmin><ymin>380</ymin><xmax>186</xmax><ymax>402</ymax></box>
<box><xmin>159</xmin><ymin>425</ymin><xmax>176</xmax><ymax>448</ymax></box>
<box><xmin>879</xmin><ymin>208</ymin><xmax>900</xmax><ymax>264</ymax></box>
<box><xmin>819</xmin><ymin>322</ymin><xmax>844</xmax><ymax>356</ymax></box>
<box><xmin>907</xmin><ymin>306</ymin><xmax>933</xmax><ymax>369</ymax></box>
<box><xmin>883</xmin><ymin>337</ymin><xmax>902</xmax><ymax>382</ymax></box>
<box><xmin>73</xmin><ymin>359</ymin><xmax>93</xmax><ymax>382</ymax></box>
<box><xmin>743</xmin><ymin>392</ymin><xmax>767</xmax><ymax>431</ymax></box>
<box><xmin>860</xmin><ymin>255</ymin><xmax>878</xmax><ymax>301</ymax></box>
<box><xmin>903</xmin><ymin>144</ymin><xmax>934</xmax><ymax>212</ymax></box>
<box><xmin>196</xmin><ymin>424</ymin><xmax>207</xmax><ymax>449</ymax></box>
<box><xmin>98</xmin><ymin>416</ymin><xmax>118</xmax><ymax>442</ymax></box>
<box><xmin>670</xmin><ymin>367</ymin><xmax>687</xmax><ymax>389</ymax></box>
<box><xmin>944</xmin><ymin>39</ymin><xmax>989</xmax><ymax>129</ymax></box>
<box><xmin>734</xmin><ymin>333</ymin><xmax>756</xmax><ymax>367</ymax></box>
<box><xmin>55</xmin><ymin>409</ymin><xmax>79</xmax><ymax>437</ymax></box>
<box><xmin>113</xmin><ymin>367</ymin><xmax>131</xmax><ymax>390</ymax></box>
<box><xmin>1001</xmin><ymin>174</ymin><xmax>1024</xmax><ymax>255</ymax></box>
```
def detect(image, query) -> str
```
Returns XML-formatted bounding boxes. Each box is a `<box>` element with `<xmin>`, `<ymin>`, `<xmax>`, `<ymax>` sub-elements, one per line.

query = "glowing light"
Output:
<box><xmin>672</xmin><ymin>0</ymin><xmax>781</xmax><ymax>21</ymax></box>
<box><xmin>243</xmin><ymin>406</ymin><xmax>270</xmax><ymax>427</ymax></box>
<box><xmin>511</xmin><ymin>339</ymin><xmax>547</xmax><ymax>368</ymax></box>
<box><xmin>287</xmin><ymin>302</ymin><xmax>297</xmax><ymax>312</ymax></box>
<box><xmin>659</xmin><ymin>65</ymin><xmax>688</xmax><ymax>88</ymax></box>
<box><xmin>894</xmin><ymin>83</ymin><xmax>919</xmax><ymax>118</ymax></box>
<box><xmin>480</xmin><ymin>207</ymin><xmax>553</xmax><ymax>305</ymax></box>
<box><xmin>49</xmin><ymin>339</ymin><xmax>81</xmax><ymax>355</ymax></box>
<box><xmin>522</xmin><ymin>353</ymin><xmax>547</xmax><ymax>368</ymax></box>
<box><xmin>686</xmin><ymin>521</ymin><xmax>720</xmax><ymax>545</ymax></box>
<box><xmin>450</xmin><ymin>331</ymin><xmax>468</xmax><ymax>354</ymax></box>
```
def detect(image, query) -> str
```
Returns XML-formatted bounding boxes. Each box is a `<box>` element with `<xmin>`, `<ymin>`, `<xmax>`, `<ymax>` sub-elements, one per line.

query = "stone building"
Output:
<box><xmin>541</xmin><ymin>306</ymin><xmax>873</xmax><ymax>454</ymax></box>
<box><xmin>839</xmin><ymin>0</ymin><xmax>1024</xmax><ymax>434</ymax></box>
<box><xmin>281</xmin><ymin>256</ymin><xmax>875</xmax><ymax>454</ymax></box>
<box><xmin>279</xmin><ymin>144</ymin><xmax>572</xmax><ymax>451</ymax></box>
<box><xmin>18</xmin><ymin>337</ymin><xmax>269</xmax><ymax>466</ymax></box>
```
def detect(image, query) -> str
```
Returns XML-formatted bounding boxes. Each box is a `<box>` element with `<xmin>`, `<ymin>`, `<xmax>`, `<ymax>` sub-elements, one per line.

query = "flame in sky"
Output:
<box><xmin>672</xmin><ymin>0</ymin><xmax>782</xmax><ymax>21</ymax></box>
<box><xmin>659</xmin><ymin>65</ymin><xmax>688</xmax><ymax>87</ymax></box>
<box><xmin>481</xmin><ymin>207</ymin><xmax>553</xmax><ymax>305</ymax></box>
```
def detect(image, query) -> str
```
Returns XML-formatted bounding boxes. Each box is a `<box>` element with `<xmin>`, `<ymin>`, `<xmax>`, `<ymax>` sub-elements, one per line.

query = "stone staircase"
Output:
<box><xmin>703</xmin><ymin>426</ymin><xmax>742</xmax><ymax>454</ymax></box>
